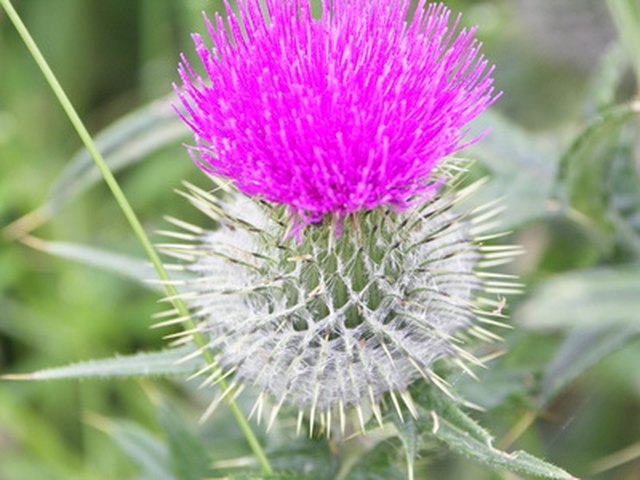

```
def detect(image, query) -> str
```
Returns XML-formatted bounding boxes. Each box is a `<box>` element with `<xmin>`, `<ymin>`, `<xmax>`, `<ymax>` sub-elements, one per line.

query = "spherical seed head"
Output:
<box><xmin>176</xmin><ymin>1</ymin><xmax>498</xmax><ymax>227</ymax></box>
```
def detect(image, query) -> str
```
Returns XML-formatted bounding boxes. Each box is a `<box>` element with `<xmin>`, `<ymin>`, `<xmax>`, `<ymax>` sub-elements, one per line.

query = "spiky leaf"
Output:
<box><xmin>47</xmin><ymin>94</ymin><xmax>188</xmax><ymax>216</ymax></box>
<box><xmin>432</xmin><ymin>418</ymin><xmax>576</xmax><ymax>479</ymax></box>
<box><xmin>2</xmin><ymin>347</ymin><xmax>201</xmax><ymax>381</ymax></box>
<box><xmin>4</xmin><ymin>94</ymin><xmax>188</xmax><ymax>238</ymax></box>
<box><xmin>426</xmin><ymin>395</ymin><xmax>576</xmax><ymax>479</ymax></box>
<box><xmin>21</xmin><ymin>237</ymin><xmax>160</xmax><ymax>291</ymax></box>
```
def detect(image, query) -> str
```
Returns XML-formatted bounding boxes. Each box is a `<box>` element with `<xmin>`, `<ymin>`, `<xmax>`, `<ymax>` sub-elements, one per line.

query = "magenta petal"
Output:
<box><xmin>177</xmin><ymin>1</ymin><xmax>498</xmax><ymax>227</ymax></box>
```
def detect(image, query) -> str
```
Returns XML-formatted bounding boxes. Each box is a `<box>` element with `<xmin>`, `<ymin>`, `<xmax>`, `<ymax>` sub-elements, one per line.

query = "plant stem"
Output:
<box><xmin>606</xmin><ymin>0</ymin><xmax>640</xmax><ymax>93</ymax></box>
<box><xmin>0</xmin><ymin>0</ymin><xmax>272</xmax><ymax>474</ymax></box>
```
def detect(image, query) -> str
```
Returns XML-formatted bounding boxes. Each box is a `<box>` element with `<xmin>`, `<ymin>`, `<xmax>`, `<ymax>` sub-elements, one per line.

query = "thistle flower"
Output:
<box><xmin>165</xmin><ymin>0</ymin><xmax>520</xmax><ymax>434</ymax></box>
<box><xmin>176</xmin><ymin>0</ymin><xmax>498</xmax><ymax>231</ymax></box>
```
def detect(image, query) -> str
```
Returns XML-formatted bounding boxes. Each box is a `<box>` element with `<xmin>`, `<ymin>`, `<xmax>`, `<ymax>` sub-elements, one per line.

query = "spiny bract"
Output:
<box><xmin>159</xmin><ymin>178</ymin><xmax>522</xmax><ymax>434</ymax></box>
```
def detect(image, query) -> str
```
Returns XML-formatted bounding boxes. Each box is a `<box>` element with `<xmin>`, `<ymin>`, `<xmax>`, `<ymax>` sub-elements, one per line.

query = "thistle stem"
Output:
<box><xmin>0</xmin><ymin>0</ymin><xmax>272</xmax><ymax>474</ymax></box>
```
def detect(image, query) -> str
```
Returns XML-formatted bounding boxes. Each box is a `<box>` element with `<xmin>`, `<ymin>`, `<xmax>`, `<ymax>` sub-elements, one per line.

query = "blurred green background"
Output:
<box><xmin>1</xmin><ymin>0</ymin><xmax>639</xmax><ymax>479</ymax></box>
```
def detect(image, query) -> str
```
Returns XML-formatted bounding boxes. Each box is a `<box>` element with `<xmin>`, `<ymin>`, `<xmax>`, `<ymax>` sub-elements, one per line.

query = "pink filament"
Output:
<box><xmin>176</xmin><ymin>1</ymin><xmax>499</xmax><ymax>229</ymax></box>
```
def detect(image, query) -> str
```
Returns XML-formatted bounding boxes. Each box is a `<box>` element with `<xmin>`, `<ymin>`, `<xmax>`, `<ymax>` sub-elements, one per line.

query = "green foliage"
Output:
<box><xmin>20</xmin><ymin>238</ymin><xmax>162</xmax><ymax>290</ymax></box>
<box><xmin>2</xmin><ymin>347</ymin><xmax>201</xmax><ymax>381</ymax></box>
<box><xmin>433</xmin><ymin>423</ymin><xmax>575</xmax><ymax>480</ymax></box>
<box><xmin>40</xmin><ymin>95</ymin><xmax>188</xmax><ymax>224</ymax></box>
<box><xmin>100</xmin><ymin>419</ymin><xmax>174</xmax><ymax>480</ymax></box>
<box><xmin>228</xmin><ymin>474</ymin><xmax>315</xmax><ymax>480</ymax></box>
<box><xmin>467</xmin><ymin>109</ymin><xmax>557</xmax><ymax>229</ymax></box>
<box><xmin>156</xmin><ymin>402</ymin><xmax>212</xmax><ymax>480</ymax></box>
<box><xmin>538</xmin><ymin>326</ymin><xmax>640</xmax><ymax>408</ymax></box>
<box><xmin>344</xmin><ymin>441</ymin><xmax>407</xmax><ymax>480</ymax></box>
<box><xmin>518</xmin><ymin>267</ymin><xmax>640</xmax><ymax>329</ymax></box>
<box><xmin>2</xmin><ymin>0</ymin><xmax>640</xmax><ymax>479</ymax></box>
<box><xmin>558</xmin><ymin>103</ymin><xmax>640</xmax><ymax>253</ymax></box>
<box><xmin>425</xmin><ymin>396</ymin><xmax>575</xmax><ymax>479</ymax></box>
<box><xmin>394</xmin><ymin>415</ymin><xmax>418</xmax><ymax>479</ymax></box>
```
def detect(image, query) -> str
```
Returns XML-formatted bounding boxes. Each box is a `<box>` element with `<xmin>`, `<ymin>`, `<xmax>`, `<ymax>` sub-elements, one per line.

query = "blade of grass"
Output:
<box><xmin>0</xmin><ymin>0</ymin><xmax>272</xmax><ymax>474</ymax></box>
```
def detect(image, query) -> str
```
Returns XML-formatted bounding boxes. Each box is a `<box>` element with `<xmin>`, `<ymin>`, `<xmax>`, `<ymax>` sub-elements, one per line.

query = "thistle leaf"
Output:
<box><xmin>48</xmin><ymin>94</ymin><xmax>187</xmax><ymax>211</ymax></box>
<box><xmin>156</xmin><ymin>403</ymin><xmax>211</xmax><ymax>480</ymax></box>
<box><xmin>413</xmin><ymin>389</ymin><xmax>576</xmax><ymax>479</ymax></box>
<box><xmin>538</xmin><ymin>325</ymin><xmax>640</xmax><ymax>407</ymax></box>
<box><xmin>558</xmin><ymin>102</ymin><xmax>640</xmax><ymax>252</ymax></box>
<box><xmin>90</xmin><ymin>416</ymin><xmax>174</xmax><ymax>480</ymax></box>
<box><xmin>393</xmin><ymin>418</ymin><xmax>418</xmax><ymax>480</ymax></box>
<box><xmin>428</xmin><ymin>396</ymin><xmax>576</xmax><ymax>479</ymax></box>
<box><xmin>468</xmin><ymin>110</ymin><xmax>557</xmax><ymax>229</ymax></box>
<box><xmin>419</xmin><ymin>387</ymin><xmax>493</xmax><ymax>445</ymax></box>
<box><xmin>517</xmin><ymin>267</ymin><xmax>640</xmax><ymax>330</ymax></box>
<box><xmin>21</xmin><ymin>236</ymin><xmax>191</xmax><ymax>290</ymax></box>
<box><xmin>21</xmin><ymin>236</ymin><xmax>160</xmax><ymax>290</ymax></box>
<box><xmin>4</xmin><ymin>94</ymin><xmax>188</xmax><ymax>238</ymax></box>
<box><xmin>432</xmin><ymin>419</ymin><xmax>576</xmax><ymax>479</ymax></box>
<box><xmin>2</xmin><ymin>347</ymin><xmax>201</xmax><ymax>381</ymax></box>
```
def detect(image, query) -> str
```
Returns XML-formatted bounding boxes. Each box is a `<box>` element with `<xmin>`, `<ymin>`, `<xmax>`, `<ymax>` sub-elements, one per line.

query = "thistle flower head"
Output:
<box><xmin>168</xmin><ymin>0</ymin><xmax>517</xmax><ymax>435</ymax></box>
<box><xmin>163</xmin><ymin>180</ymin><xmax>520</xmax><ymax>434</ymax></box>
<box><xmin>176</xmin><ymin>0</ymin><xmax>498</xmax><ymax>228</ymax></box>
